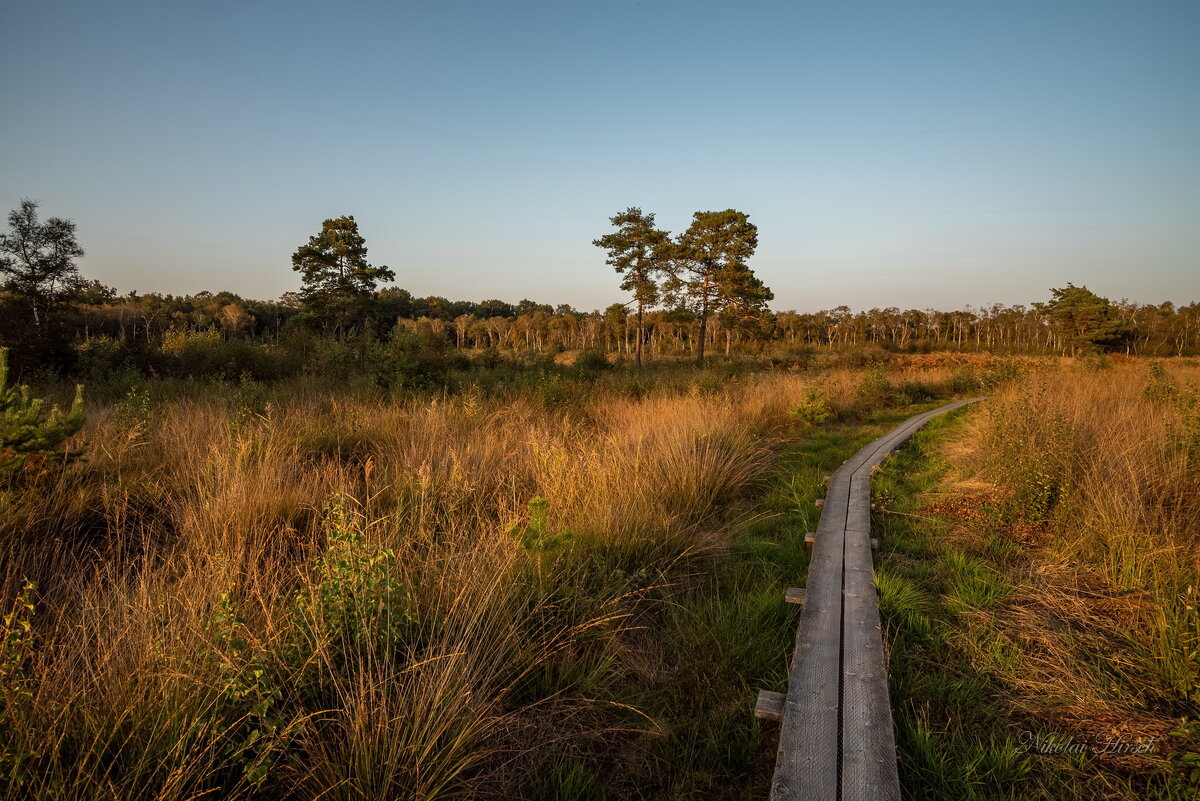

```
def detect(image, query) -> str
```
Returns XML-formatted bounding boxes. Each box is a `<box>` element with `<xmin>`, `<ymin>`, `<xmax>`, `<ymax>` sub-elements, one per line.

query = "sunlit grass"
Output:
<box><xmin>875</xmin><ymin>364</ymin><xmax>1200</xmax><ymax>799</ymax></box>
<box><xmin>0</xmin><ymin>361</ymin><xmax>987</xmax><ymax>798</ymax></box>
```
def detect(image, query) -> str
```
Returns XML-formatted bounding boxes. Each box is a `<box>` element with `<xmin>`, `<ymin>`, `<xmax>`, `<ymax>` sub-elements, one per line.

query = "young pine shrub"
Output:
<box><xmin>790</xmin><ymin>386</ymin><xmax>834</xmax><ymax>428</ymax></box>
<box><xmin>1</xmin><ymin>348</ymin><xmax>85</xmax><ymax>484</ymax></box>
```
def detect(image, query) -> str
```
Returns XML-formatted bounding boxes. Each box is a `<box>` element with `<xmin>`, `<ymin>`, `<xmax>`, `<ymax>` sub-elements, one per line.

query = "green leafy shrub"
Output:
<box><xmin>1167</xmin><ymin>719</ymin><xmax>1200</xmax><ymax>785</ymax></box>
<box><xmin>231</xmin><ymin>373</ymin><xmax>268</xmax><ymax>431</ymax></box>
<box><xmin>574</xmin><ymin>349</ymin><xmax>611</xmax><ymax>375</ymax></box>
<box><xmin>984</xmin><ymin>392</ymin><xmax>1075</xmax><ymax>522</ymax></box>
<box><xmin>534</xmin><ymin>369</ymin><xmax>570</xmax><ymax>405</ymax></box>
<box><xmin>777</xmin><ymin>344</ymin><xmax>817</xmax><ymax>369</ymax></box>
<box><xmin>0</xmin><ymin>580</ymin><xmax>36</xmax><ymax>784</ymax></box>
<box><xmin>691</xmin><ymin>370</ymin><xmax>727</xmax><ymax>396</ymax></box>
<box><xmin>204</xmin><ymin>496</ymin><xmax>419</xmax><ymax>787</ymax></box>
<box><xmin>856</xmin><ymin>366</ymin><xmax>895</xmax><ymax>406</ymax></box>
<box><xmin>1139</xmin><ymin>363</ymin><xmax>1200</xmax><ymax>467</ymax></box>
<box><xmin>112</xmin><ymin>381</ymin><xmax>153</xmax><ymax>431</ymax></box>
<box><xmin>1144</xmin><ymin>361</ymin><xmax>1179</xmax><ymax>403</ymax></box>
<box><xmin>948</xmin><ymin>365</ymin><xmax>983</xmax><ymax>394</ymax></box>
<box><xmin>1164</xmin><ymin>384</ymin><xmax>1200</xmax><ymax>468</ymax></box>
<box><xmin>373</xmin><ymin>327</ymin><xmax>454</xmax><ymax>391</ymax></box>
<box><xmin>73</xmin><ymin>335</ymin><xmax>131</xmax><ymax>384</ymax></box>
<box><xmin>162</xmin><ymin>327</ymin><xmax>224</xmax><ymax>374</ymax></box>
<box><xmin>979</xmin><ymin>358</ymin><xmax>1031</xmax><ymax>390</ymax></box>
<box><xmin>159</xmin><ymin>327</ymin><xmax>292</xmax><ymax>380</ymax></box>
<box><xmin>207</xmin><ymin>591</ymin><xmax>290</xmax><ymax>787</ymax></box>
<box><xmin>896</xmin><ymin>379</ymin><xmax>936</xmax><ymax>406</ymax></box>
<box><xmin>289</xmin><ymin>496</ymin><xmax>418</xmax><ymax>667</ymax></box>
<box><xmin>1</xmin><ymin>348</ymin><xmax>85</xmax><ymax>483</ymax></box>
<box><xmin>472</xmin><ymin>347</ymin><xmax>503</xmax><ymax>369</ymax></box>
<box><xmin>1079</xmin><ymin>353</ymin><xmax>1113</xmax><ymax>371</ymax></box>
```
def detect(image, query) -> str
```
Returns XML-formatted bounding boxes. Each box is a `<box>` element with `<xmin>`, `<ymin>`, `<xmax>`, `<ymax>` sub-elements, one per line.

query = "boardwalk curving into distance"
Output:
<box><xmin>759</xmin><ymin>399</ymin><xmax>982</xmax><ymax>801</ymax></box>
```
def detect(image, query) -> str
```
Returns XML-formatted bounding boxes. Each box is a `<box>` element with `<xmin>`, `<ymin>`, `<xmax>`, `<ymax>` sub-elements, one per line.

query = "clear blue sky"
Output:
<box><xmin>3</xmin><ymin>0</ymin><xmax>1198</xmax><ymax>312</ymax></box>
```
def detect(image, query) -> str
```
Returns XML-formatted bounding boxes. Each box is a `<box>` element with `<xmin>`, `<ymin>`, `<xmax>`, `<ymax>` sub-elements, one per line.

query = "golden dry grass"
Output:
<box><xmin>934</xmin><ymin>360</ymin><xmax>1200</xmax><ymax>763</ymax></box>
<box><xmin>0</xmin><ymin>363</ymin><xmax>980</xmax><ymax>799</ymax></box>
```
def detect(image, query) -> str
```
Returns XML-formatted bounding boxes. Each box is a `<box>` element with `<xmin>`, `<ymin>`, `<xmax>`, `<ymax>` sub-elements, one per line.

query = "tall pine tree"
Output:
<box><xmin>672</xmin><ymin>209</ymin><xmax>771</xmax><ymax>364</ymax></box>
<box><xmin>292</xmin><ymin>216</ymin><xmax>395</xmax><ymax>339</ymax></box>
<box><xmin>593</xmin><ymin>208</ymin><xmax>672</xmax><ymax>367</ymax></box>
<box><xmin>1036</xmin><ymin>283</ymin><xmax>1130</xmax><ymax>355</ymax></box>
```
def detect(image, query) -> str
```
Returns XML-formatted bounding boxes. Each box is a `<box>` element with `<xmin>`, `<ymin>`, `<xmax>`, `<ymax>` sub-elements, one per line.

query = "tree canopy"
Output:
<box><xmin>672</xmin><ymin>209</ymin><xmax>771</xmax><ymax>364</ymax></box>
<box><xmin>1036</xmin><ymin>283</ymin><xmax>1130</xmax><ymax>355</ymax></box>
<box><xmin>593</xmin><ymin>207</ymin><xmax>673</xmax><ymax>367</ymax></box>
<box><xmin>0</xmin><ymin>199</ymin><xmax>86</xmax><ymax>328</ymax></box>
<box><xmin>292</xmin><ymin>216</ymin><xmax>394</xmax><ymax>337</ymax></box>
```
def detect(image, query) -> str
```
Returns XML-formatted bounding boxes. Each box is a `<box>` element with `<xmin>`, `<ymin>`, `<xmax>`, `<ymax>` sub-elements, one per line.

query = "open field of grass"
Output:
<box><xmin>3</xmin><ymin>356</ymin><xmax>1198</xmax><ymax>799</ymax></box>
<box><xmin>1</xmin><ymin>359</ymin><xmax>995</xmax><ymax>800</ymax></box>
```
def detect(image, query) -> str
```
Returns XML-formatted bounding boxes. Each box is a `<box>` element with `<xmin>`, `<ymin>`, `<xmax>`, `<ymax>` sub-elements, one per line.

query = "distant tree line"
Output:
<box><xmin>2</xmin><ymin>201</ymin><xmax>1199</xmax><ymax>380</ymax></box>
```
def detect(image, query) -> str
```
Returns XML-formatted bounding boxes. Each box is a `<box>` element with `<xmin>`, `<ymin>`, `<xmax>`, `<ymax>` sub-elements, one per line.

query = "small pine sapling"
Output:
<box><xmin>0</xmin><ymin>348</ymin><xmax>86</xmax><ymax>483</ymax></box>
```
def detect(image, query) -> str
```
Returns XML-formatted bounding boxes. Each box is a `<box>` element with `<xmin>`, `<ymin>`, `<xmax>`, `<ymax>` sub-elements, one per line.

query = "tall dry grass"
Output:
<box><xmin>0</xmin><ymin>365</ymin><xmax>970</xmax><ymax>799</ymax></box>
<box><xmin>968</xmin><ymin>360</ymin><xmax>1200</xmax><ymax>710</ymax></box>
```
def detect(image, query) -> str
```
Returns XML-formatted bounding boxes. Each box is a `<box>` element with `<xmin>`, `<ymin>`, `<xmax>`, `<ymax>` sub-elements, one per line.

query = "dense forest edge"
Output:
<box><xmin>1</xmin><ymin>201</ymin><xmax>1195</xmax><ymax>388</ymax></box>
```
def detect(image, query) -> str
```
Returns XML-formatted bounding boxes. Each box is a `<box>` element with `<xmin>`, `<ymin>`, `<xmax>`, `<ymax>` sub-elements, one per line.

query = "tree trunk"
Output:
<box><xmin>635</xmin><ymin>301</ymin><xmax>643</xmax><ymax>368</ymax></box>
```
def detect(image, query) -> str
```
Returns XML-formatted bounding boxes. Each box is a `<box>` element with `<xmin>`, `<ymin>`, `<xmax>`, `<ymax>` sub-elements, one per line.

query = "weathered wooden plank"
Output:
<box><xmin>786</xmin><ymin>587</ymin><xmax>807</xmax><ymax>606</ymax></box>
<box><xmin>757</xmin><ymin>690</ymin><xmax>787</xmax><ymax>722</ymax></box>
<box><xmin>836</xmin><ymin>402</ymin><xmax>981</xmax><ymax>799</ymax></box>
<box><xmin>841</xmin><ymin>487</ymin><xmax>900</xmax><ymax>800</ymax></box>
<box><xmin>838</xmin><ymin>400</ymin><xmax>981</xmax><ymax>799</ymax></box>
<box><xmin>846</xmin><ymin>474</ymin><xmax>873</xmax><ymax>534</ymax></box>
<box><xmin>769</xmin><ymin>398</ymin><xmax>982</xmax><ymax>801</ymax></box>
<box><xmin>771</xmin><ymin>464</ymin><xmax>852</xmax><ymax>801</ymax></box>
<box><xmin>841</xmin><ymin>534</ymin><xmax>900</xmax><ymax>800</ymax></box>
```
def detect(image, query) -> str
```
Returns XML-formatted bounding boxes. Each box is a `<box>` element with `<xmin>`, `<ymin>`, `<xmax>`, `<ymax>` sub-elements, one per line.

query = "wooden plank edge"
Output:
<box><xmin>756</xmin><ymin>690</ymin><xmax>786</xmax><ymax>722</ymax></box>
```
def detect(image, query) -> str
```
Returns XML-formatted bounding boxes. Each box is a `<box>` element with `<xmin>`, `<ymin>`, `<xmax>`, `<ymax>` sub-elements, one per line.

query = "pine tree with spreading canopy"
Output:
<box><xmin>672</xmin><ymin>209</ymin><xmax>772</xmax><ymax>364</ymax></box>
<box><xmin>291</xmin><ymin>216</ymin><xmax>395</xmax><ymax>339</ymax></box>
<box><xmin>1036</xmin><ymin>283</ymin><xmax>1131</xmax><ymax>355</ymax></box>
<box><xmin>593</xmin><ymin>207</ymin><xmax>672</xmax><ymax>367</ymax></box>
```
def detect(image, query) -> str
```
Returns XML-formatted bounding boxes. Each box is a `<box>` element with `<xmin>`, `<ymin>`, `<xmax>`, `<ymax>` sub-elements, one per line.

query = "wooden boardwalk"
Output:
<box><xmin>760</xmin><ymin>399</ymin><xmax>981</xmax><ymax>801</ymax></box>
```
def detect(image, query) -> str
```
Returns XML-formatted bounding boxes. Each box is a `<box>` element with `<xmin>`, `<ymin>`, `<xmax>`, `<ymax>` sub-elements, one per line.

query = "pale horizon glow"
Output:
<box><xmin>2</xmin><ymin>1</ymin><xmax>1198</xmax><ymax>313</ymax></box>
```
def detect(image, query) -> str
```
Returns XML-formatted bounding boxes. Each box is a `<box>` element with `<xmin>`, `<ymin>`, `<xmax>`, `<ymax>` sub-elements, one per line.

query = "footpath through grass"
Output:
<box><xmin>560</xmin><ymin>404</ymin><xmax>943</xmax><ymax>801</ymax></box>
<box><xmin>872</xmin><ymin>410</ymin><xmax>1197</xmax><ymax>801</ymax></box>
